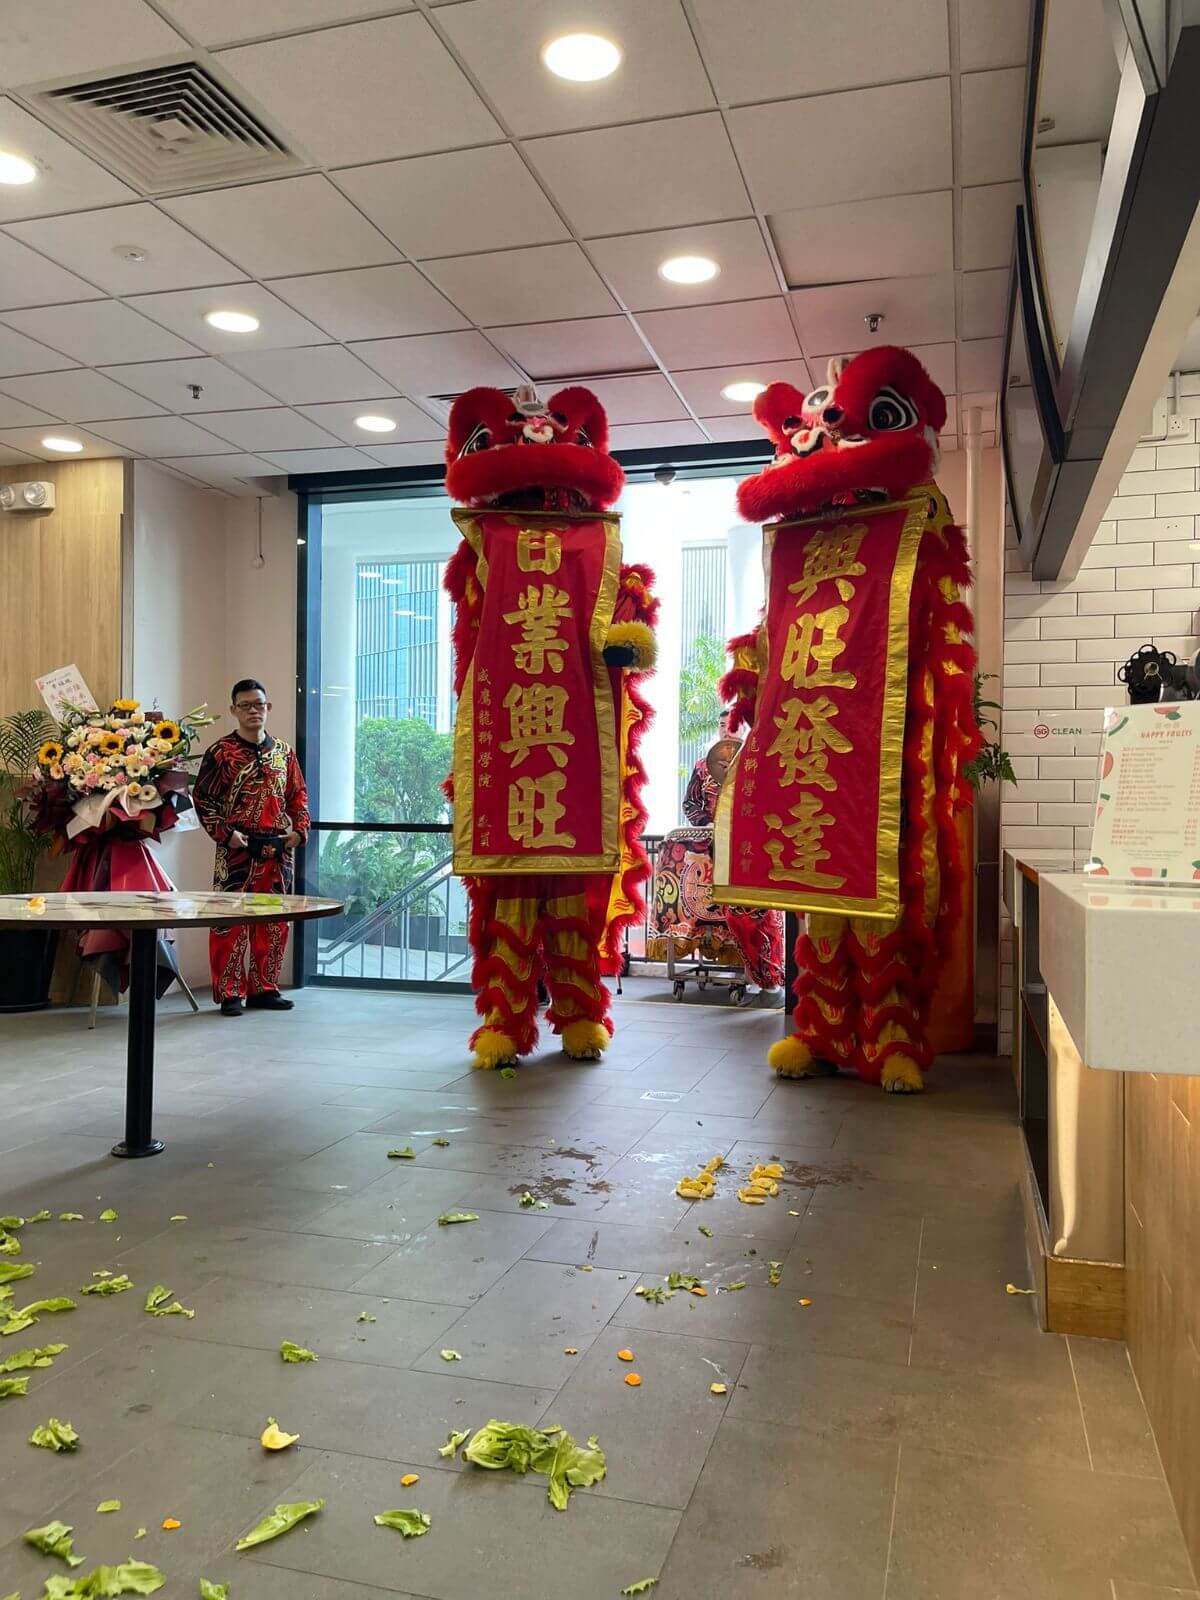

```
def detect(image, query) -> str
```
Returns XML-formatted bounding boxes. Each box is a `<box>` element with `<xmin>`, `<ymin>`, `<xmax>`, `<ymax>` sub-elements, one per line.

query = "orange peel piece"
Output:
<box><xmin>690</xmin><ymin>1286</ymin><xmax>708</xmax><ymax>1297</ymax></box>
<box><xmin>161</xmin><ymin>1518</ymin><xmax>181</xmax><ymax>1531</ymax></box>
<box><xmin>624</xmin><ymin>1372</ymin><xmax>642</xmax><ymax>1387</ymax></box>
<box><xmin>401</xmin><ymin>1474</ymin><xmax>420</xmax><ymax>1487</ymax></box>
<box><xmin>260</xmin><ymin>1419</ymin><xmax>300</xmax><ymax>1450</ymax></box>
<box><xmin>617</xmin><ymin>1348</ymin><xmax>635</xmax><ymax>1362</ymax></box>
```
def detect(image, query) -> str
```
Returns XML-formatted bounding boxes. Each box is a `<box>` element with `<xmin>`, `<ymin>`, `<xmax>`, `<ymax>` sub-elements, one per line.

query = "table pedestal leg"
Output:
<box><xmin>111</xmin><ymin>927</ymin><xmax>164</xmax><ymax>1158</ymax></box>
<box><xmin>783</xmin><ymin>911</ymin><xmax>800</xmax><ymax>1034</ymax></box>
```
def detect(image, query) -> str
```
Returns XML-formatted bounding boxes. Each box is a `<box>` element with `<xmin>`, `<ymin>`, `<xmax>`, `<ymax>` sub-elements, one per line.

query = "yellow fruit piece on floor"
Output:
<box><xmin>624</xmin><ymin>1373</ymin><xmax>642</xmax><ymax>1387</ymax></box>
<box><xmin>798</xmin><ymin>1298</ymin><xmax>813</xmax><ymax>1308</ymax></box>
<box><xmin>617</xmin><ymin>1349</ymin><xmax>634</xmax><ymax>1362</ymax></box>
<box><xmin>752</xmin><ymin>1163</ymin><xmax>785</xmax><ymax>1180</ymax></box>
<box><xmin>690</xmin><ymin>1286</ymin><xmax>708</xmax><ymax>1297</ymax></box>
<box><xmin>563</xmin><ymin>1347</ymin><xmax>578</xmax><ymax>1355</ymax></box>
<box><xmin>736</xmin><ymin>1191</ymin><xmax>766</xmax><ymax>1205</ymax></box>
<box><xmin>401</xmin><ymin>1474</ymin><xmax>420</xmax><ymax>1487</ymax></box>
<box><xmin>260</xmin><ymin>1419</ymin><xmax>300</xmax><ymax>1450</ymax></box>
<box><xmin>709</xmin><ymin>1383</ymin><xmax>727</xmax><ymax>1395</ymax></box>
<box><xmin>162</xmin><ymin>1518</ymin><xmax>181</xmax><ymax>1530</ymax></box>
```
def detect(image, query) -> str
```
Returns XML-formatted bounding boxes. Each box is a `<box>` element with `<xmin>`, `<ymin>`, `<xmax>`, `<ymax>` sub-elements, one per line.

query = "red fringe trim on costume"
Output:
<box><xmin>603</xmin><ymin>672</ymin><xmax>655</xmax><ymax>975</ymax></box>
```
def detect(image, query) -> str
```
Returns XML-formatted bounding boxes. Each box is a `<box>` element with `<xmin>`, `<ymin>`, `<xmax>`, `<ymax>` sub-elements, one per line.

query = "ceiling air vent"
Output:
<box><xmin>26</xmin><ymin>62</ymin><xmax>302</xmax><ymax>194</ymax></box>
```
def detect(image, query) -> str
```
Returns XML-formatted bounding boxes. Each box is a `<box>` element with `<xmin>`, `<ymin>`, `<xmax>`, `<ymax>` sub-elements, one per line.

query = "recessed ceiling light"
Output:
<box><xmin>354</xmin><ymin>414</ymin><xmax>397</xmax><ymax>434</ymax></box>
<box><xmin>204</xmin><ymin>309</ymin><xmax>259</xmax><ymax>334</ymax></box>
<box><xmin>42</xmin><ymin>436</ymin><xmax>84</xmax><ymax>453</ymax></box>
<box><xmin>542</xmin><ymin>32</ymin><xmax>622</xmax><ymax>81</ymax></box>
<box><xmin>0</xmin><ymin>150</ymin><xmax>37</xmax><ymax>186</ymax></box>
<box><xmin>722</xmin><ymin>380</ymin><xmax>767</xmax><ymax>404</ymax></box>
<box><xmin>659</xmin><ymin>254</ymin><xmax>719</xmax><ymax>286</ymax></box>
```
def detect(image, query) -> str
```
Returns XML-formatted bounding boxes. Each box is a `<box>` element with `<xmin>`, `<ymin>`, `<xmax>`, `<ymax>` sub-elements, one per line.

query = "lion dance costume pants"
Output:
<box><xmin>209</xmin><ymin>857</ymin><xmax>290</xmax><ymax>1002</ymax></box>
<box><xmin>465</xmin><ymin>873</ymin><xmax>615</xmax><ymax>1064</ymax></box>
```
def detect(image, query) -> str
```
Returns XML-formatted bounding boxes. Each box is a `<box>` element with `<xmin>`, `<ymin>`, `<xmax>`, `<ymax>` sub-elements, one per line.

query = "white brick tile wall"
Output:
<box><xmin>998</xmin><ymin>395</ymin><xmax>1200</xmax><ymax>1043</ymax></box>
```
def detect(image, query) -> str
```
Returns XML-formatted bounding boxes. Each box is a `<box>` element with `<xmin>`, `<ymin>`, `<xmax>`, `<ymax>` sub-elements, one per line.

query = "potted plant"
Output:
<box><xmin>965</xmin><ymin>672</ymin><xmax>1017</xmax><ymax>789</ymax></box>
<box><xmin>0</xmin><ymin>709</ymin><xmax>59</xmax><ymax>1011</ymax></box>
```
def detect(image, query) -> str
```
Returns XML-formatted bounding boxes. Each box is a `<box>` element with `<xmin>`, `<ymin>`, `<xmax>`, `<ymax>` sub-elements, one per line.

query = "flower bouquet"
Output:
<box><xmin>25</xmin><ymin>698</ymin><xmax>214</xmax><ymax>995</ymax></box>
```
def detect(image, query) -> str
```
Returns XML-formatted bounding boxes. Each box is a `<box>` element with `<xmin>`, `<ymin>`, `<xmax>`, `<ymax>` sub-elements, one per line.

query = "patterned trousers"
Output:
<box><xmin>209</xmin><ymin>856</ymin><xmax>289</xmax><ymax>1001</ymax></box>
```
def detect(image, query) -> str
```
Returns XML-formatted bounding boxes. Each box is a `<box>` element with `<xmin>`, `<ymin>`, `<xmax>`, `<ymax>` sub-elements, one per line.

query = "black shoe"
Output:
<box><xmin>220</xmin><ymin>998</ymin><xmax>244</xmax><ymax>1017</ymax></box>
<box><xmin>246</xmin><ymin>991</ymin><xmax>294</xmax><ymax>1011</ymax></box>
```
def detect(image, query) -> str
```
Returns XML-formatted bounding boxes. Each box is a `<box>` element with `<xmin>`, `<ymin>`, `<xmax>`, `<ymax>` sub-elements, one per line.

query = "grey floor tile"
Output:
<box><xmin>910</xmin><ymin>1255</ymin><xmax>1075</xmax><ymax>1388</ymax></box>
<box><xmin>114</xmin><ymin>1221</ymin><xmax>394</xmax><ymax>1290</ymax></box>
<box><xmin>523</xmin><ymin>1217</ymin><xmax>786</xmax><ymax>1279</ymax></box>
<box><xmin>178</xmin><ymin>1560</ymin><xmax>415</xmax><ymax>1599</ymax></box>
<box><xmin>1069</xmin><ymin>1336</ymin><xmax>1164</xmax><ymax>1478</ymax></box>
<box><xmin>412</xmin><ymin>1259</ymin><xmax>633</xmax><ymax>1384</ymax></box>
<box><xmin>653</xmin><ymin>1415</ymin><xmax>899</xmax><ymax>1599</ymax></box>
<box><xmin>1111</xmin><ymin>1584</ymin><xmax>1200</xmax><ymax>1598</ymax></box>
<box><xmin>350</xmin><ymin>1208</ymin><xmax>556</xmax><ymax>1306</ymax></box>
<box><xmin>234</xmin><ymin>1448</ymin><xmax>681</xmax><ymax>1600</ymax></box>
<box><xmin>886</xmin><ymin>1444</ymin><xmax>1195</xmax><ymax>1598</ymax></box>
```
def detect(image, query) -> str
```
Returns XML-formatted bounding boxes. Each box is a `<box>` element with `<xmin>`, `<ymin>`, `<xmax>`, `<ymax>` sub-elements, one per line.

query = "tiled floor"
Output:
<box><xmin>0</xmin><ymin>981</ymin><xmax>1195</xmax><ymax>1599</ymax></box>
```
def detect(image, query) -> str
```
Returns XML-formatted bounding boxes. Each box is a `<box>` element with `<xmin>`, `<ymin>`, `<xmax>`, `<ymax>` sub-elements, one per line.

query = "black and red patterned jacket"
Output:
<box><xmin>194</xmin><ymin>731</ymin><xmax>310</xmax><ymax>893</ymax></box>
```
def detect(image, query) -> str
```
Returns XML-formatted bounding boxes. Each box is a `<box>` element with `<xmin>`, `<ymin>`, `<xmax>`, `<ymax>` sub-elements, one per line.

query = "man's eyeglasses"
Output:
<box><xmin>235</xmin><ymin>701</ymin><xmax>267</xmax><ymax>712</ymax></box>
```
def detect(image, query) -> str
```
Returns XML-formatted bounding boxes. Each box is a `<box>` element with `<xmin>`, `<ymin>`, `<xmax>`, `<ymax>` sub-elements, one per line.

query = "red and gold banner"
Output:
<box><xmin>452</xmin><ymin>507</ymin><xmax>622</xmax><ymax>875</ymax></box>
<box><xmin>713</xmin><ymin>498</ymin><xmax>926</xmax><ymax>918</ymax></box>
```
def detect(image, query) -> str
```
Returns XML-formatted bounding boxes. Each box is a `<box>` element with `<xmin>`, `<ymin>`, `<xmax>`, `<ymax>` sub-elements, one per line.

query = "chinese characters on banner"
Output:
<box><xmin>713</xmin><ymin>501</ymin><xmax>926</xmax><ymax>917</ymax></box>
<box><xmin>451</xmin><ymin>509</ymin><xmax>622</xmax><ymax>874</ymax></box>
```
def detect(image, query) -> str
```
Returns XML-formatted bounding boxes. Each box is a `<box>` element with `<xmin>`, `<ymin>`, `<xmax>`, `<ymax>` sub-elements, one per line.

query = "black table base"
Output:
<box><xmin>111</xmin><ymin>927</ymin><xmax>165</xmax><ymax>1159</ymax></box>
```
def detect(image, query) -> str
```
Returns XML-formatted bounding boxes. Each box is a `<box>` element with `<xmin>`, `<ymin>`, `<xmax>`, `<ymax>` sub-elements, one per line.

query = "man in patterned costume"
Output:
<box><xmin>194</xmin><ymin>678</ymin><xmax>310</xmax><ymax>1016</ymax></box>
<box><xmin>444</xmin><ymin>385</ymin><xmax>658</xmax><ymax>1069</ymax></box>
<box><xmin>715</xmin><ymin>347</ymin><xmax>981</xmax><ymax>1092</ymax></box>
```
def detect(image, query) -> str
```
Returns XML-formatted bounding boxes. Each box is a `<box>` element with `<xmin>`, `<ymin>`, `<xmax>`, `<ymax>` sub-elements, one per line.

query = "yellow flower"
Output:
<box><xmin>152</xmin><ymin>720</ymin><xmax>181</xmax><ymax>745</ymax></box>
<box><xmin>98</xmin><ymin>732</ymin><xmax>124</xmax><ymax>755</ymax></box>
<box><xmin>111</xmin><ymin>698</ymin><xmax>140</xmax><ymax>714</ymax></box>
<box><xmin>62</xmin><ymin>753</ymin><xmax>84</xmax><ymax>773</ymax></box>
<box><xmin>36</xmin><ymin>740</ymin><xmax>64</xmax><ymax>768</ymax></box>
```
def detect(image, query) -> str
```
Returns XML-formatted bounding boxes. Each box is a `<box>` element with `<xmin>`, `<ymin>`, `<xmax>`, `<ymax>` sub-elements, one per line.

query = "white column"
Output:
<box><xmin>726</xmin><ymin>520</ymin><xmax>765</xmax><ymax>636</ymax></box>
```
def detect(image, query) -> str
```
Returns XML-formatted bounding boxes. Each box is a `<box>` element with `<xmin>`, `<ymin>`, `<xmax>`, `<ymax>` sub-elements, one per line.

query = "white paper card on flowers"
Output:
<box><xmin>1085</xmin><ymin>703</ymin><xmax>1200</xmax><ymax>883</ymax></box>
<box><xmin>35</xmin><ymin>664</ymin><xmax>98</xmax><ymax>720</ymax></box>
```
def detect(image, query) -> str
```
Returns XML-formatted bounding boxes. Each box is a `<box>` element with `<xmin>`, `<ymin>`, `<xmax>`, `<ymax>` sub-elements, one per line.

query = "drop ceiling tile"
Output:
<box><xmin>124</xmin><ymin>283</ymin><xmax>333</xmax><ymax>354</ymax></box>
<box><xmin>962</xmin><ymin>183</ymin><xmax>1022</xmax><ymax>272</ymax></box>
<box><xmin>690</xmin><ymin>0</ymin><xmax>948</xmax><ymax>101</ymax></box>
<box><xmin>1</xmin><ymin>301</ymin><xmax>200</xmax><ymax>365</ymax></box>
<box><xmin>0</xmin><ymin>393</ymin><xmax>56</xmax><ymax>428</ymax></box>
<box><xmin>960</xmin><ymin>68</ymin><xmax>1026</xmax><ymax>186</ymax></box>
<box><xmin>359</xmin><ymin>440</ymin><xmax>445</xmax><ymax>468</ymax></box>
<box><xmin>573</xmin><ymin>374</ymin><xmax>687</xmax><ymax>426</ymax></box>
<box><xmin>0</xmin><ymin>369</ymin><xmax>166</xmax><ymax>422</ymax></box>
<box><xmin>958</xmin><ymin>0</ymin><xmax>1030</xmax><ymax>71</ymax></box>
<box><xmin>425</xmin><ymin>243</ymin><xmax>617</xmax><ymax>326</ymax></box>
<box><xmin>155</xmin><ymin>0</ymin><xmax>414</xmax><ymax>47</ymax></box>
<box><xmin>0</xmin><ymin>424</ymin><xmax>129</xmax><ymax>460</ymax></box>
<box><xmin>489</xmin><ymin>316</ymin><xmax>650</xmax><ymax>380</ymax></box>
<box><xmin>98</xmin><ymin>357</ymin><xmax>279</xmax><ymax>413</ymax></box>
<box><xmin>267</xmin><ymin>265</ymin><xmax>468</xmax><ymax>342</ymax></box>
<box><xmin>157</xmin><ymin>453</ymin><xmax>275</xmax><ymax>491</ymax></box>
<box><xmin>88</xmin><ymin>415</ymin><xmax>231</xmax><ymax>456</ymax></box>
<box><xmin>958</xmin><ymin>337</ymin><xmax>1004</xmax><ymax>392</ymax></box>
<box><xmin>805</xmin><ymin>342</ymin><xmax>958</xmax><ymax>398</ymax></box>
<box><xmin>162</xmin><ymin>176</ymin><xmax>400</xmax><ymax>279</ymax></box>
<box><xmin>0</xmin><ymin>99</ymin><xmax>135</xmax><ymax>221</ymax></box>
<box><xmin>0</xmin><ymin>234</ymin><xmax>105</xmax><ymax>310</ymax></box>
<box><xmin>7</xmin><ymin>205</ymin><xmax>244</xmax><ymax>296</ymax></box>
<box><xmin>771</xmin><ymin>192</ymin><xmax>954</xmax><ymax>289</ymax></box>
<box><xmin>608</xmin><ymin>421</ymin><xmax>707</xmax><ymax>451</ymax></box>
<box><xmin>0</xmin><ymin>325</ymin><xmax>78</xmax><ymax>376</ymax></box>
<box><xmin>336</xmin><ymin>146</ymin><xmax>568</xmax><ymax>261</ymax></box>
<box><xmin>260</xmin><ymin>447</ymin><xmax>382</xmax><ymax>473</ymax></box>
<box><xmin>588</xmin><ymin>220</ymin><xmax>777</xmax><ymax>313</ymax></box>
<box><xmin>350</xmin><ymin>331</ymin><xmax>524</xmax><ymax>396</ymax></box>
<box><xmin>193</xmin><ymin>408</ymin><xmax>341</xmax><ymax>452</ymax></box>
<box><xmin>635</xmin><ymin>298</ymin><xmax>801</xmax><ymax>370</ymax></box>
<box><xmin>672</xmin><ymin>360</ymin><xmax>813</xmax><ymax>418</ymax></box>
<box><xmin>216</xmin><ymin>13</ymin><xmax>499</xmax><ymax>165</ymax></box>
<box><xmin>700</xmin><ymin>414</ymin><xmax>769</xmax><ymax>443</ymax></box>
<box><xmin>0</xmin><ymin>441</ymin><xmax>38</xmax><ymax>464</ymax></box>
<box><xmin>959</xmin><ymin>268</ymin><xmax>1010</xmax><ymax>340</ymax></box>
<box><xmin>730</xmin><ymin>78</ymin><xmax>951</xmax><ymax>214</ymax></box>
<box><xmin>221</xmin><ymin>345</ymin><xmax>399</xmax><ymax>405</ymax></box>
<box><xmin>0</xmin><ymin>0</ymin><xmax>185</xmax><ymax>88</ymax></box>
<box><xmin>526</xmin><ymin>115</ymin><xmax>750</xmax><ymax>237</ymax></box>
<box><xmin>438</xmin><ymin>0</ymin><xmax>713</xmax><ymax>136</ymax></box>
<box><xmin>295</xmin><ymin>398</ymin><xmax>443</xmax><ymax>446</ymax></box>
<box><xmin>789</xmin><ymin>275</ymin><xmax>955</xmax><ymax>355</ymax></box>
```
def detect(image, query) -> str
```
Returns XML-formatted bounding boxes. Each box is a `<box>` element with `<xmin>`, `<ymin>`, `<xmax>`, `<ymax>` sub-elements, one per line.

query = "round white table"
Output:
<box><xmin>0</xmin><ymin>891</ymin><xmax>343</xmax><ymax>1158</ymax></box>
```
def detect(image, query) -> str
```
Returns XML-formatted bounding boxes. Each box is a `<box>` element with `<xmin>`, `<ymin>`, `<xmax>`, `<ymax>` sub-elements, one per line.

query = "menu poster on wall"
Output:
<box><xmin>35</xmin><ymin>664</ymin><xmax>99</xmax><ymax>721</ymax></box>
<box><xmin>1085</xmin><ymin>703</ymin><xmax>1200</xmax><ymax>882</ymax></box>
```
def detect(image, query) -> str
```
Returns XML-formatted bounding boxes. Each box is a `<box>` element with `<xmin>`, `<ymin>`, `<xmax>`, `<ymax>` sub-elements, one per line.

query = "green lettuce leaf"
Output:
<box><xmin>463</xmin><ymin>1421</ymin><xmax>606</xmax><ymax>1510</ymax></box>
<box><xmin>373</xmin><ymin>1509</ymin><xmax>430</xmax><ymax>1538</ymax></box>
<box><xmin>698</xmin><ymin>1225</ymin><xmax>713</xmax><ymax>1238</ymax></box>
<box><xmin>356</xmin><ymin>1312</ymin><xmax>376</xmax><ymax>1324</ymax></box>
<box><xmin>767</xmin><ymin>1261</ymin><xmax>782</xmax><ymax>1287</ymax></box>
<box><xmin>234</xmin><ymin>1499</ymin><xmax>324</xmax><ymax>1550</ymax></box>
<box><xmin>134</xmin><ymin>1530</ymin><xmax>146</xmax><ymax>1541</ymax></box>
<box><xmin>169</xmin><ymin>1216</ymin><xmax>188</xmax><ymax>1224</ymax></box>
<box><xmin>0</xmin><ymin>1262</ymin><xmax>35</xmax><ymax>1285</ymax></box>
<box><xmin>42</xmin><ymin>1559</ymin><xmax>165</xmax><ymax>1596</ymax></box>
<box><xmin>440</xmin><ymin>1349</ymin><xmax>461</xmax><ymax>1361</ymax></box>
<box><xmin>59</xmin><ymin>1213</ymin><xmax>85</xmax><ymax>1222</ymax></box>
<box><xmin>0</xmin><ymin>1375</ymin><xmax>29</xmax><ymax>1397</ymax></box>
<box><xmin>432</xmin><ymin>1137</ymin><xmax>450</xmax><ymax>1147</ymax></box>
<box><xmin>0</xmin><ymin>1234</ymin><xmax>20</xmax><ymax>1255</ymax></box>
<box><xmin>97</xmin><ymin>1502</ymin><xmax>121</xmax><ymax>1515</ymax></box>
<box><xmin>98</xmin><ymin>1210</ymin><xmax>118</xmax><ymax>1223</ymax></box>
<box><xmin>634</xmin><ymin>1285</ymin><xmax>673</xmax><ymax>1305</ymax></box>
<box><xmin>723</xmin><ymin>1281</ymin><xmax>747</xmax><ymax>1292</ymax></box>
<box><xmin>498</xmin><ymin>1067</ymin><xmax>517</xmax><ymax>1079</ymax></box>
<box><xmin>279</xmin><ymin>1340</ymin><xmax>317</xmax><ymax>1363</ymax></box>
<box><xmin>28</xmin><ymin>1211</ymin><xmax>51</xmax><ymax>1224</ymax></box>
<box><xmin>543</xmin><ymin>1429</ymin><xmax>606</xmax><ymax>1512</ymax></box>
<box><xmin>199</xmin><ymin>1584</ymin><xmax>228</xmax><ymax>1600</ymax></box>
<box><xmin>387</xmin><ymin>1147</ymin><xmax>416</xmax><ymax>1159</ymax></box>
<box><xmin>30</xmin><ymin>1416</ymin><xmax>79</xmax><ymax>1451</ymax></box>
<box><xmin>143</xmin><ymin>1286</ymin><xmax>193</xmax><ymax>1319</ymax></box>
<box><xmin>436</xmin><ymin>1213</ymin><xmax>478</xmax><ymax>1226</ymax></box>
<box><xmin>1</xmin><ymin>1297</ymin><xmax>75</xmax><ymax>1336</ymax></box>
<box><xmin>622</xmin><ymin>1582</ymin><xmax>658</xmax><ymax>1595</ymax></box>
<box><xmin>666</xmin><ymin>1272</ymin><xmax>702</xmax><ymax>1291</ymax></box>
<box><xmin>438</xmin><ymin>1427</ymin><xmax>471</xmax><ymax>1457</ymax></box>
<box><xmin>80</xmin><ymin>1276</ymin><xmax>133</xmax><ymax>1297</ymax></box>
<box><xmin>0</xmin><ymin>1341</ymin><xmax>65</xmax><ymax>1375</ymax></box>
<box><xmin>24</xmin><ymin>1519</ymin><xmax>84</xmax><ymax>1567</ymax></box>
<box><xmin>0</xmin><ymin>1216</ymin><xmax>24</xmax><ymax>1229</ymax></box>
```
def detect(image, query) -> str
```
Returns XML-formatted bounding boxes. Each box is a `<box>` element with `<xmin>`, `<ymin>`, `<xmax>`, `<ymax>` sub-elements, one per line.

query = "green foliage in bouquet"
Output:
<box><xmin>0</xmin><ymin>710</ymin><xmax>57</xmax><ymax>893</ymax></box>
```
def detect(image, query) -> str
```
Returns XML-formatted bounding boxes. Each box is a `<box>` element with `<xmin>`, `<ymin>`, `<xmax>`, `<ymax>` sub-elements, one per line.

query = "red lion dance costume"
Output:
<box><xmin>715</xmin><ymin>347</ymin><xmax>980</xmax><ymax>1093</ymax></box>
<box><xmin>444</xmin><ymin>385</ymin><xmax>657</xmax><ymax>1069</ymax></box>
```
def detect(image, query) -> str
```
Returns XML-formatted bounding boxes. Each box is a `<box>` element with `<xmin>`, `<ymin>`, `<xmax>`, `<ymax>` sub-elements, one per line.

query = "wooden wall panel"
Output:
<box><xmin>0</xmin><ymin>459</ymin><xmax>125</xmax><ymax>716</ymax></box>
<box><xmin>1126</xmin><ymin>1070</ymin><xmax>1200</xmax><ymax>1569</ymax></box>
